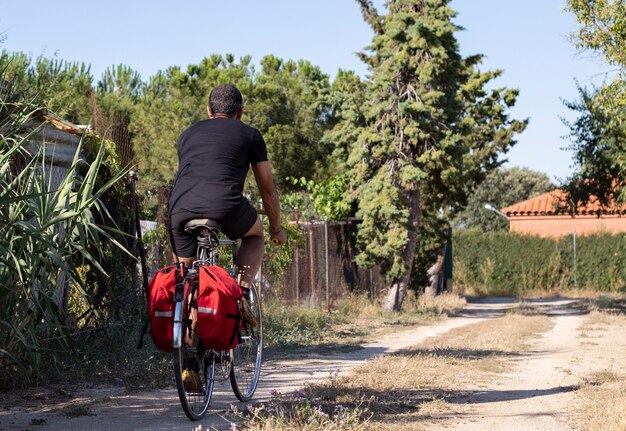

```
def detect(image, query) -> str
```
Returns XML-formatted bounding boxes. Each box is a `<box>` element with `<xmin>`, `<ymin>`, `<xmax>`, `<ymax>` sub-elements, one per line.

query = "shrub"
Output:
<box><xmin>453</xmin><ymin>230</ymin><xmax>625</xmax><ymax>295</ymax></box>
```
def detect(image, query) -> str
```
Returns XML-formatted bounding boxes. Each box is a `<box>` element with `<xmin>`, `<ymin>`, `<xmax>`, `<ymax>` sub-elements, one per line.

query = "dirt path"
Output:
<box><xmin>428</xmin><ymin>299</ymin><xmax>585</xmax><ymax>431</ymax></box>
<box><xmin>1</xmin><ymin>297</ymin><xmax>615</xmax><ymax>431</ymax></box>
<box><xmin>426</xmin><ymin>298</ymin><xmax>626</xmax><ymax>431</ymax></box>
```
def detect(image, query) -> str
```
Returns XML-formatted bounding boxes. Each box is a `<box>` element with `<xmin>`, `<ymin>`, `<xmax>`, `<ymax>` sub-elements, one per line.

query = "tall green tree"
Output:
<box><xmin>323</xmin><ymin>69</ymin><xmax>368</xmax><ymax>176</ymax></box>
<box><xmin>452</xmin><ymin>167</ymin><xmax>554</xmax><ymax>232</ymax></box>
<box><xmin>251</xmin><ymin>56</ymin><xmax>333</xmax><ymax>188</ymax></box>
<box><xmin>565</xmin><ymin>0</ymin><xmax>626</xmax><ymax>204</ymax></box>
<box><xmin>347</xmin><ymin>0</ymin><xmax>526</xmax><ymax>310</ymax></box>
<box><xmin>562</xmin><ymin>85</ymin><xmax>625</xmax><ymax>208</ymax></box>
<box><xmin>93</xmin><ymin>64</ymin><xmax>143</xmax><ymax>167</ymax></box>
<box><xmin>96</xmin><ymin>64</ymin><xmax>142</xmax><ymax>115</ymax></box>
<box><xmin>0</xmin><ymin>51</ymin><xmax>93</xmax><ymax>123</ymax></box>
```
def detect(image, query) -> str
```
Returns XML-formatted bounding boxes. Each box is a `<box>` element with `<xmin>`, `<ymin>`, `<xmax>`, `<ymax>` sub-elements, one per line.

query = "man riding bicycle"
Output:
<box><xmin>168</xmin><ymin>83</ymin><xmax>287</xmax><ymax>284</ymax></box>
<box><xmin>168</xmin><ymin>84</ymin><xmax>286</xmax><ymax>392</ymax></box>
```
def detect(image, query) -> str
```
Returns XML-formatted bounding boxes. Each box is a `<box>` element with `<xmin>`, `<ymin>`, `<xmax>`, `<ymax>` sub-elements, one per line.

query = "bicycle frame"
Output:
<box><xmin>172</xmin><ymin>219</ymin><xmax>263</xmax><ymax>419</ymax></box>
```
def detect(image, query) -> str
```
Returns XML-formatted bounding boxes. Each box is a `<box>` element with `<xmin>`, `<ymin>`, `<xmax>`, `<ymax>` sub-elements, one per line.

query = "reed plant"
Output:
<box><xmin>0</xmin><ymin>101</ymin><xmax>129</xmax><ymax>388</ymax></box>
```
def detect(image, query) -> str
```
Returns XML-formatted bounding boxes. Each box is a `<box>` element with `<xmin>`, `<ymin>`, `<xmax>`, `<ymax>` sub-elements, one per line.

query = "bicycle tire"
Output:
<box><xmin>173</xmin><ymin>284</ymin><xmax>215</xmax><ymax>420</ymax></box>
<box><xmin>230</xmin><ymin>283</ymin><xmax>263</xmax><ymax>401</ymax></box>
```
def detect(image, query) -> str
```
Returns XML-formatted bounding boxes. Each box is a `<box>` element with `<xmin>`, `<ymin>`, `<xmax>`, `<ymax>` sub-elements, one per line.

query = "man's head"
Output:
<box><xmin>208</xmin><ymin>84</ymin><xmax>243</xmax><ymax>118</ymax></box>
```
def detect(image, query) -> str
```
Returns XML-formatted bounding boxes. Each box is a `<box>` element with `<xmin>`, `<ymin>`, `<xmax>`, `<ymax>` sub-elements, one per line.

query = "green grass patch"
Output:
<box><xmin>263</xmin><ymin>298</ymin><xmax>339</xmax><ymax>349</ymax></box>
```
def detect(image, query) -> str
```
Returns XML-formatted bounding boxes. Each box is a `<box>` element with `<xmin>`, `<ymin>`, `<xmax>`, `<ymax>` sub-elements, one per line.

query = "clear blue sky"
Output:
<box><xmin>0</xmin><ymin>0</ymin><xmax>610</xmax><ymax>182</ymax></box>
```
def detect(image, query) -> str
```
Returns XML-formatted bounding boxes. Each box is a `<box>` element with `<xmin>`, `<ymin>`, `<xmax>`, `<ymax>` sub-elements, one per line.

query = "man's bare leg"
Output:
<box><xmin>172</xmin><ymin>217</ymin><xmax>264</xmax><ymax>286</ymax></box>
<box><xmin>236</xmin><ymin>217</ymin><xmax>264</xmax><ymax>288</ymax></box>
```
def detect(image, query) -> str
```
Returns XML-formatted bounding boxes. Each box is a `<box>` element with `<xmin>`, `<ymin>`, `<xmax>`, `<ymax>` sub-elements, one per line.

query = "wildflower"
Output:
<box><xmin>229</xmin><ymin>423</ymin><xmax>237</xmax><ymax>431</ymax></box>
<box><xmin>246</xmin><ymin>403</ymin><xmax>254</xmax><ymax>411</ymax></box>
<box><xmin>314</xmin><ymin>406</ymin><xmax>329</xmax><ymax>418</ymax></box>
<box><xmin>294</xmin><ymin>391</ymin><xmax>306</xmax><ymax>399</ymax></box>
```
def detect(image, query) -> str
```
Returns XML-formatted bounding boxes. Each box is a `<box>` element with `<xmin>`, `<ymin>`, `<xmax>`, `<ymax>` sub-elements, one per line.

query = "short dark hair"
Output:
<box><xmin>208</xmin><ymin>84</ymin><xmax>243</xmax><ymax>116</ymax></box>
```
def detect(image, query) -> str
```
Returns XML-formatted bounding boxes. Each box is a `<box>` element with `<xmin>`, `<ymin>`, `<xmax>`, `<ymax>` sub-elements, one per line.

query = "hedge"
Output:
<box><xmin>453</xmin><ymin>230</ymin><xmax>625</xmax><ymax>295</ymax></box>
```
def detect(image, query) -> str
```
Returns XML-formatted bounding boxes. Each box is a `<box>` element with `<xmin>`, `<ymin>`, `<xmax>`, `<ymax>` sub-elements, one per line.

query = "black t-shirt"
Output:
<box><xmin>168</xmin><ymin>118</ymin><xmax>268</xmax><ymax>217</ymax></box>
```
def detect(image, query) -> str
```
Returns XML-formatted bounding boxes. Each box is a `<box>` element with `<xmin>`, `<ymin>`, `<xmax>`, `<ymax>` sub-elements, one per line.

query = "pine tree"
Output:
<box><xmin>350</xmin><ymin>0</ymin><xmax>526</xmax><ymax>310</ymax></box>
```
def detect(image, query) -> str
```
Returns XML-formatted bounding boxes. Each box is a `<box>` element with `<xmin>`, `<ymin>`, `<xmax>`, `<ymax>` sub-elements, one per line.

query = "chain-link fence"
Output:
<box><xmin>90</xmin><ymin>92</ymin><xmax>134</xmax><ymax>167</ymax></box>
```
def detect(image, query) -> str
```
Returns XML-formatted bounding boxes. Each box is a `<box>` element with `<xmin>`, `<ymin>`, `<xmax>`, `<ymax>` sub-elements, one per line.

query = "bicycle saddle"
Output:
<box><xmin>184</xmin><ymin>219</ymin><xmax>221</xmax><ymax>236</ymax></box>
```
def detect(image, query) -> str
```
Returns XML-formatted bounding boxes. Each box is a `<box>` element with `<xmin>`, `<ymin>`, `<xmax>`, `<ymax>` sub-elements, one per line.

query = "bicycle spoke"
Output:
<box><xmin>173</xmin><ymin>279</ymin><xmax>215</xmax><ymax>421</ymax></box>
<box><xmin>230</xmin><ymin>283</ymin><xmax>263</xmax><ymax>401</ymax></box>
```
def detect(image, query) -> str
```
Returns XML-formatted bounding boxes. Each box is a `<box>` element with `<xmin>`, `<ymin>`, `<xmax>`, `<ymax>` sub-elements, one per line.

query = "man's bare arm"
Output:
<box><xmin>251</xmin><ymin>161</ymin><xmax>286</xmax><ymax>244</ymax></box>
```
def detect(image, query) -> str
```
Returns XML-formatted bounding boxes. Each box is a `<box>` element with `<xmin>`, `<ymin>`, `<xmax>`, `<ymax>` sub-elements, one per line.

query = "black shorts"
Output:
<box><xmin>169</xmin><ymin>200</ymin><xmax>258</xmax><ymax>258</ymax></box>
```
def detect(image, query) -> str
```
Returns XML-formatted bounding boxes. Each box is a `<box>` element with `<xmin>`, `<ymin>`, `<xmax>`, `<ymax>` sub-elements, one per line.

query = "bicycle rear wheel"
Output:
<box><xmin>230</xmin><ymin>283</ymin><xmax>263</xmax><ymax>401</ymax></box>
<box><xmin>173</xmin><ymin>290</ymin><xmax>215</xmax><ymax>420</ymax></box>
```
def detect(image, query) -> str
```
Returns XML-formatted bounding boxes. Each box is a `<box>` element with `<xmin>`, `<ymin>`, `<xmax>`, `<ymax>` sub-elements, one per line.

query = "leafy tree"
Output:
<box><xmin>92</xmin><ymin>64</ymin><xmax>143</xmax><ymax>167</ymax></box>
<box><xmin>564</xmin><ymin>0</ymin><xmax>626</xmax><ymax>204</ymax></box>
<box><xmin>0</xmin><ymin>51</ymin><xmax>93</xmax><ymax>123</ymax></box>
<box><xmin>452</xmin><ymin>167</ymin><xmax>554</xmax><ymax>232</ymax></box>
<box><xmin>562</xmin><ymin>85</ymin><xmax>625</xmax><ymax>208</ymax></box>
<box><xmin>97</xmin><ymin>64</ymin><xmax>142</xmax><ymax>114</ymax></box>
<box><xmin>346</xmin><ymin>0</ymin><xmax>526</xmax><ymax>311</ymax></box>
<box><xmin>322</xmin><ymin>69</ymin><xmax>368</xmax><ymax>176</ymax></box>
<box><xmin>566</xmin><ymin>0</ymin><xmax>626</xmax><ymax>69</ymax></box>
<box><xmin>251</xmin><ymin>56</ymin><xmax>333</xmax><ymax>188</ymax></box>
<box><xmin>282</xmin><ymin>174</ymin><xmax>352</xmax><ymax>220</ymax></box>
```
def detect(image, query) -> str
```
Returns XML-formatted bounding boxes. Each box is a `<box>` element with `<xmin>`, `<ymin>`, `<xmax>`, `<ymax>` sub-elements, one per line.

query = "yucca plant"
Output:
<box><xmin>0</xmin><ymin>101</ymin><xmax>131</xmax><ymax>387</ymax></box>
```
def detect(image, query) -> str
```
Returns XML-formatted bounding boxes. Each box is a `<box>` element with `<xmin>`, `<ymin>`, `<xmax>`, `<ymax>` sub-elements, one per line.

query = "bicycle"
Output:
<box><xmin>172</xmin><ymin>218</ymin><xmax>263</xmax><ymax>421</ymax></box>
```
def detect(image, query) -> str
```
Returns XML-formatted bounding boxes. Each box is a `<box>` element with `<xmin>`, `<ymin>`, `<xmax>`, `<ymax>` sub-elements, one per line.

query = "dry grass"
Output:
<box><xmin>571</xmin><ymin>305</ymin><xmax>626</xmax><ymax>431</ymax></box>
<box><xmin>335</xmin><ymin>291</ymin><xmax>466</xmax><ymax>320</ymax></box>
<box><xmin>302</xmin><ymin>311</ymin><xmax>554</xmax><ymax>430</ymax></box>
<box><xmin>507</xmin><ymin>300</ymin><xmax>549</xmax><ymax>316</ymax></box>
<box><xmin>308</xmin><ymin>292</ymin><xmax>467</xmax><ymax>351</ymax></box>
<box><xmin>416</xmin><ymin>292</ymin><xmax>467</xmax><ymax>316</ymax></box>
<box><xmin>573</xmin><ymin>369</ymin><xmax>626</xmax><ymax>431</ymax></box>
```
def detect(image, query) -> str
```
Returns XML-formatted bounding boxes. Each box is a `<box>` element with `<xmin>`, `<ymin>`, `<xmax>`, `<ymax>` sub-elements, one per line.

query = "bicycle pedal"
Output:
<box><xmin>182</xmin><ymin>369</ymin><xmax>203</xmax><ymax>394</ymax></box>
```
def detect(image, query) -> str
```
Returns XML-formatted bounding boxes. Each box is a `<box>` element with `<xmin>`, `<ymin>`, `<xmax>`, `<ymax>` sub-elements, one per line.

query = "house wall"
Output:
<box><xmin>509</xmin><ymin>215</ymin><xmax>626</xmax><ymax>238</ymax></box>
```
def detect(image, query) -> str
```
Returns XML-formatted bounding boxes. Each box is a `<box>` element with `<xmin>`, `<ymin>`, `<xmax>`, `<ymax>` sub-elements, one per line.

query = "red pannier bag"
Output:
<box><xmin>147</xmin><ymin>265</ymin><xmax>177</xmax><ymax>352</ymax></box>
<box><xmin>197</xmin><ymin>266</ymin><xmax>243</xmax><ymax>350</ymax></box>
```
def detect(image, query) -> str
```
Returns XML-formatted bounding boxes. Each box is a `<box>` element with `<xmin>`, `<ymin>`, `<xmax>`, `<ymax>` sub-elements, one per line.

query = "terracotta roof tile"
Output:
<box><xmin>501</xmin><ymin>189</ymin><xmax>625</xmax><ymax>217</ymax></box>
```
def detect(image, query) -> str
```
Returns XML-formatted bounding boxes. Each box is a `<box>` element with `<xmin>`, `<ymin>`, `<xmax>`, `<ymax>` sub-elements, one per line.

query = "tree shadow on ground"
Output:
<box><xmin>456</xmin><ymin>297</ymin><xmax>590</xmax><ymax>319</ymax></box>
<box><xmin>309</xmin><ymin>383</ymin><xmax>579</xmax><ymax>424</ymax></box>
<box><xmin>594</xmin><ymin>297</ymin><xmax>626</xmax><ymax>316</ymax></box>
<box><xmin>391</xmin><ymin>346</ymin><xmax>527</xmax><ymax>360</ymax></box>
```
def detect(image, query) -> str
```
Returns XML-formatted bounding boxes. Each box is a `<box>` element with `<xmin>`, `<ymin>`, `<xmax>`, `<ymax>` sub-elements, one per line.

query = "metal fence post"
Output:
<box><xmin>294</xmin><ymin>207</ymin><xmax>300</xmax><ymax>305</ymax></box>
<box><xmin>309</xmin><ymin>225</ymin><xmax>315</xmax><ymax>305</ymax></box>
<box><xmin>573</xmin><ymin>228</ymin><xmax>577</xmax><ymax>288</ymax></box>
<box><xmin>324</xmin><ymin>216</ymin><xmax>329</xmax><ymax>312</ymax></box>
